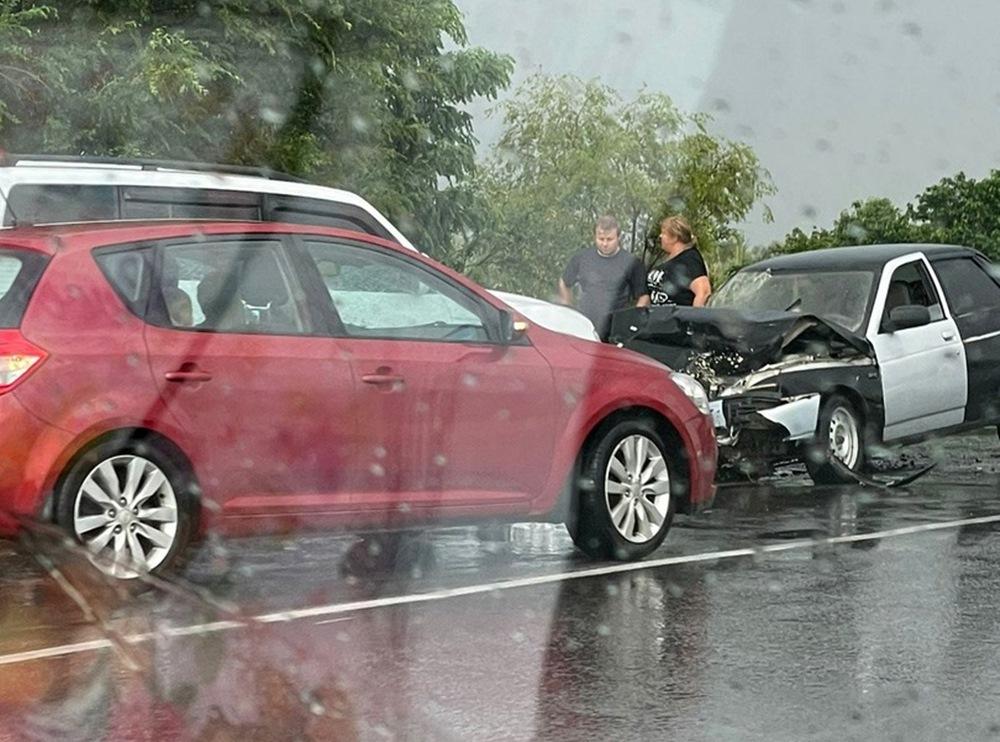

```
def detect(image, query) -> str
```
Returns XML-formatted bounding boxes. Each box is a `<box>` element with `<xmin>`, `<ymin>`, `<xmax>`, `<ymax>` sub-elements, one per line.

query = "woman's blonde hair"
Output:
<box><xmin>661</xmin><ymin>216</ymin><xmax>696</xmax><ymax>246</ymax></box>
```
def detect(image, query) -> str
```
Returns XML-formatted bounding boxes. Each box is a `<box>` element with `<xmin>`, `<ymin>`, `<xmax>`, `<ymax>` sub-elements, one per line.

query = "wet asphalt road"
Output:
<box><xmin>1</xmin><ymin>432</ymin><xmax>1000</xmax><ymax>741</ymax></box>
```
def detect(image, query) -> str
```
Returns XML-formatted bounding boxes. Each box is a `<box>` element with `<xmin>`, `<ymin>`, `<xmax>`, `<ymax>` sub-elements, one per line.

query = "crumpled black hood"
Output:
<box><xmin>608</xmin><ymin>306</ymin><xmax>872</xmax><ymax>380</ymax></box>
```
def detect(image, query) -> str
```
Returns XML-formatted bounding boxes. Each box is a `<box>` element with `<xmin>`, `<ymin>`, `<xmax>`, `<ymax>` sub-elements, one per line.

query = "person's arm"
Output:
<box><xmin>558</xmin><ymin>277</ymin><xmax>574</xmax><ymax>306</ymax></box>
<box><xmin>630</xmin><ymin>256</ymin><xmax>650</xmax><ymax>307</ymax></box>
<box><xmin>559</xmin><ymin>253</ymin><xmax>580</xmax><ymax>306</ymax></box>
<box><xmin>691</xmin><ymin>275</ymin><xmax>712</xmax><ymax>307</ymax></box>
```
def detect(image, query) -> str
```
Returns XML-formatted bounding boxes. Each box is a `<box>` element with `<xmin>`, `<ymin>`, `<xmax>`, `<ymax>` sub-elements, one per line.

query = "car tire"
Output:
<box><xmin>570</xmin><ymin>417</ymin><xmax>678</xmax><ymax>561</ymax></box>
<box><xmin>805</xmin><ymin>394</ymin><xmax>865</xmax><ymax>485</ymax></box>
<box><xmin>56</xmin><ymin>436</ymin><xmax>196</xmax><ymax>580</ymax></box>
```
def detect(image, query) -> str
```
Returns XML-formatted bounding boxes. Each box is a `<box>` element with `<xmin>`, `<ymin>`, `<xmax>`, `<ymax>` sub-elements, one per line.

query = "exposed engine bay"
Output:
<box><xmin>609</xmin><ymin>306</ymin><xmax>884</xmax><ymax>478</ymax></box>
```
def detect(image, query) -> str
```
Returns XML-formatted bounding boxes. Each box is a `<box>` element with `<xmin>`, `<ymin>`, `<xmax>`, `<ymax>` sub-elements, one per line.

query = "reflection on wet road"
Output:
<box><xmin>1</xmin><ymin>433</ymin><xmax>999</xmax><ymax>740</ymax></box>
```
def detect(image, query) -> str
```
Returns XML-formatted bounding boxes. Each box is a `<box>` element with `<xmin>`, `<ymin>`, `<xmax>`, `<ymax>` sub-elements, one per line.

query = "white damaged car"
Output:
<box><xmin>610</xmin><ymin>243</ymin><xmax>1000</xmax><ymax>483</ymax></box>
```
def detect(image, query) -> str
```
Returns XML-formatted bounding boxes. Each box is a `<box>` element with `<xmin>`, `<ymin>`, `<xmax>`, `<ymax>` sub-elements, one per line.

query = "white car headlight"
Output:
<box><xmin>670</xmin><ymin>372</ymin><xmax>711</xmax><ymax>416</ymax></box>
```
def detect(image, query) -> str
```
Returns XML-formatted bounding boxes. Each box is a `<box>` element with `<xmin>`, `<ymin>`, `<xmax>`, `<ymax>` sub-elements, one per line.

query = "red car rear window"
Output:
<box><xmin>0</xmin><ymin>249</ymin><xmax>49</xmax><ymax>329</ymax></box>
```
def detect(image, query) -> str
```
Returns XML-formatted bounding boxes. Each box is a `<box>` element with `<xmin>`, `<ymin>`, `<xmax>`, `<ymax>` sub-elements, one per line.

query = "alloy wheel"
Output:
<box><xmin>72</xmin><ymin>455</ymin><xmax>179</xmax><ymax>579</ymax></box>
<box><xmin>604</xmin><ymin>434</ymin><xmax>671</xmax><ymax>544</ymax></box>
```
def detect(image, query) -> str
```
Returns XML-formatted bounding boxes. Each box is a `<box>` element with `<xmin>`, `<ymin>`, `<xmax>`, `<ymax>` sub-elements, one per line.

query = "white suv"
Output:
<box><xmin>0</xmin><ymin>155</ymin><xmax>598</xmax><ymax>340</ymax></box>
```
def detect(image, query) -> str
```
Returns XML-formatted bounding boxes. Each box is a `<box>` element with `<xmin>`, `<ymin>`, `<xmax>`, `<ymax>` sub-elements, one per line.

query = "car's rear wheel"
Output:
<box><xmin>56</xmin><ymin>439</ymin><xmax>195</xmax><ymax>579</ymax></box>
<box><xmin>805</xmin><ymin>394</ymin><xmax>865</xmax><ymax>485</ymax></box>
<box><xmin>570</xmin><ymin>417</ymin><xmax>677</xmax><ymax>561</ymax></box>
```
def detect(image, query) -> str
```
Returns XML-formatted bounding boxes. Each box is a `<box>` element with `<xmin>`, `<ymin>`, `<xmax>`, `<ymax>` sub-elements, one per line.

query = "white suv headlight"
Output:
<box><xmin>670</xmin><ymin>372</ymin><xmax>711</xmax><ymax>416</ymax></box>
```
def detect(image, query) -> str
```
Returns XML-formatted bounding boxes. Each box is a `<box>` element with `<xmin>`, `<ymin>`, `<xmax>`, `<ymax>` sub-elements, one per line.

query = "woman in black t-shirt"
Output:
<box><xmin>646</xmin><ymin>216</ymin><xmax>712</xmax><ymax>307</ymax></box>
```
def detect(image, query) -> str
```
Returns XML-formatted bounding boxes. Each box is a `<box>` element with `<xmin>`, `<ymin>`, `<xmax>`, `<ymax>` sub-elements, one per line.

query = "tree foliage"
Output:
<box><xmin>0</xmin><ymin>0</ymin><xmax>513</xmax><ymax>251</ymax></box>
<box><xmin>770</xmin><ymin>198</ymin><xmax>923</xmax><ymax>255</ymax></box>
<box><xmin>908</xmin><ymin>172</ymin><xmax>1000</xmax><ymax>259</ymax></box>
<box><xmin>446</xmin><ymin>75</ymin><xmax>773</xmax><ymax>298</ymax></box>
<box><xmin>769</xmin><ymin>171</ymin><xmax>1000</xmax><ymax>263</ymax></box>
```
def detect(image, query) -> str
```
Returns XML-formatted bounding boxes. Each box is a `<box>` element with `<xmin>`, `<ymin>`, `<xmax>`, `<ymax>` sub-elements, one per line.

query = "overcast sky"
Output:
<box><xmin>456</xmin><ymin>0</ymin><xmax>1000</xmax><ymax>246</ymax></box>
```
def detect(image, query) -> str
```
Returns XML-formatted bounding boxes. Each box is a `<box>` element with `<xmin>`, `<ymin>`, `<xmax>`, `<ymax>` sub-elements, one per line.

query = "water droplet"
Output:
<box><xmin>401</xmin><ymin>70</ymin><xmax>420</xmax><ymax>91</ymax></box>
<box><xmin>597</xmin><ymin>624</ymin><xmax>611</xmax><ymax>636</ymax></box>
<box><xmin>374</xmin><ymin>445</ymin><xmax>387</xmax><ymax>459</ymax></box>
<box><xmin>369</xmin><ymin>463</ymin><xmax>385</xmax><ymax>477</ymax></box>
<box><xmin>433</xmin><ymin>454</ymin><xmax>447</xmax><ymax>467</ymax></box>
<box><xmin>261</xmin><ymin>107</ymin><xmax>286</xmax><ymax>125</ymax></box>
<box><xmin>461</xmin><ymin>373</ymin><xmax>479</xmax><ymax>388</ymax></box>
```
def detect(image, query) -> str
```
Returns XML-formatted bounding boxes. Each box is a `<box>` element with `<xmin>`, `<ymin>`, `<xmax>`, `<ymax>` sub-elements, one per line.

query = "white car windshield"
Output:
<box><xmin>710</xmin><ymin>269</ymin><xmax>876</xmax><ymax>332</ymax></box>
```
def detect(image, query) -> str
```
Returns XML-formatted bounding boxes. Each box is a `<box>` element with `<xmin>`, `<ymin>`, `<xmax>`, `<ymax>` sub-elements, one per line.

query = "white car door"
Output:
<box><xmin>866</xmin><ymin>254</ymin><xmax>967</xmax><ymax>441</ymax></box>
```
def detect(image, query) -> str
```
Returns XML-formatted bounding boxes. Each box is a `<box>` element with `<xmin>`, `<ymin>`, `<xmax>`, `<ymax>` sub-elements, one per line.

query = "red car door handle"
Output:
<box><xmin>362</xmin><ymin>373</ymin><xmax>404</xmax><ymax>386</ymax></box>
<box><xmin>164</xmin><ymin>370</ymin><xmax>213</xmax><ymax>383</ymax></box>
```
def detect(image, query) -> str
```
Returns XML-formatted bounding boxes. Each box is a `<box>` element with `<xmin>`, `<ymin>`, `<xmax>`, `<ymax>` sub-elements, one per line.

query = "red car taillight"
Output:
<box><xmin>0</xmin><ymin>330</ymin><xmax>47</xmax><ymax>393</ymax></box>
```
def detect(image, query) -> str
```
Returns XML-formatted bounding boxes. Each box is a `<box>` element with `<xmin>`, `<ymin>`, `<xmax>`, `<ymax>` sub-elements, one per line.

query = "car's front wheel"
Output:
<box><xmin>805</xmin><ymin>394</ymin><xmax>865</xmax><ymax>485</ymax></box>
<box><xmin>570</xmin><ymin>418</ymin><xmax>677</xmax><ymax>561</ymax></box>
<box><xmin>56</xmin><ymin>438</ymin><xmax>196</xmax><ymax>579</ymax></box>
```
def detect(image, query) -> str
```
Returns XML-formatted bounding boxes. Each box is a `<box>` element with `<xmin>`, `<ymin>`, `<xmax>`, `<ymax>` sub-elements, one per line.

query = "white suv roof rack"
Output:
<box><xmin>0</xmin><ymin>153</ymin><xmax>305</xmax><ymax>183</ymax></box>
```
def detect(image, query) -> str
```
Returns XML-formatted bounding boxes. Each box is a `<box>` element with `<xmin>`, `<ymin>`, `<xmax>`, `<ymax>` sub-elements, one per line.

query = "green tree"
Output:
<box><xmin>768</xmin><ymin>197</ymin><xmax>922</xmax><ymax>256</ymax></box>
<box><xmin>0</xmin><ymin>0</ymin><xmax>512</xmax><ymax>252</ymax></box>
<box><xmin>451</xmin><ymin>75</ymin><xmax>773</xmax><ymax>298</ymax></box>
<box><xmin>909</xmin><ymin>171</ymin><xmax>1000</xmax><ymax>261</ymax></box>
<box><xmin>768</xmin><ymin>172</ymin><xmax>1000</xmax><ymax>264</ymax></box>
<box><xmin>653</xmin><ymin>119</ymin><xmax>774</xmax><ymax>275</ymax></box>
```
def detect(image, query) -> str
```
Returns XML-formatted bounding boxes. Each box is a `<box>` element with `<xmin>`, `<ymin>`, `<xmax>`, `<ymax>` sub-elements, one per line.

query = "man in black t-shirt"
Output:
<box><xmin>647</xmin><ymin>216</ymin><xmax>712</xmax><ymax>307</ymax></box>
<box><xmin>559</xmin><ymin>216</ymin><xmax>650</xmax><ymax>339</ymax></box>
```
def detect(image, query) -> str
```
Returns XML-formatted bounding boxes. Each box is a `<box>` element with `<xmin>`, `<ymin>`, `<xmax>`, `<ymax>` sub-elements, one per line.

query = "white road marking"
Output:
<box><xmin>0</xmin><ymin>639</ymin><xmax>114</xmax><ymax>666</ymax></box>
<box><xmin>2</xmin><ymin>512</ymin><xmax>1000</xmax><ymax>667</ymax></box>
<box><xmin>313</xmin><ymin>616</ymin><xmax>355</xmax><ymax>626</ymax></box>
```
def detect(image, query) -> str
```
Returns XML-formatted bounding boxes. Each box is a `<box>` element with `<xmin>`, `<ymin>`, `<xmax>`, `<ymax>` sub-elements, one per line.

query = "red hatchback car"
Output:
<box><xmin>0</xmin><ymin>221</ymin><xmax>716</xmax><ymax>578</ymax></box>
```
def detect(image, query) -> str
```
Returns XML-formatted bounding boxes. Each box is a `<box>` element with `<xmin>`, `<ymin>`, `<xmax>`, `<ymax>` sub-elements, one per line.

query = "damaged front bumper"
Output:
<box><xmin>711</xmin><ymin>391</ymin><xmax>823</xmax><ymax>473</ymax></box>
